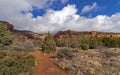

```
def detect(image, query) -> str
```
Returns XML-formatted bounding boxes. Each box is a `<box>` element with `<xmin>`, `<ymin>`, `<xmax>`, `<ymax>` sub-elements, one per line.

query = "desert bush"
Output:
<box><xmin>102</xmin><ymin>38</ymin><xmax>120</xmax><ymax>48</ymax></box>
<box><xmin>0</xmin><ymin>23</ymin><xmax>14</xmax><ymax>49</ymax></box>
<box><xmin>88</xmin><ymin>38</ymin><xmax>103</xmax><ymax>49</ymax></box>
<box><xmin>56</xmin><ymin>40</ymin><xmax>70</xmax><ymax>47</ymax></box>
<box><xmin>56</xmin><ymin>41</ymin><xmax>64</xmax><ymax>47</ymax></box>
<box><xmin>57</xmin><ymin>48</ymin><xmax>72</xmax><ymax>58</ymax></box>
<box><xmin>10</xmin><ymin>39</ymin><xmax>35</xmax><ymax>52</ymax></box>
<box><xmin>24</xmin><ymin>40</ymin><xmax>35</xmax><ymax>51</ymax></box>
<box><xmin>80</xmin><ymin>43</ymin><xmax>89</xmax><ymax>50</ymax></box>
<box><xmin>42</xmin><ymin>33</ymin><xmax>56</xmax><ymax>54</ymax></box>
<box><xmin>0</xmin><ymin>50</ymin><xmax>6</xmax><ymax>58</ymax></box>
<box><xmin>80</xmin><ymin>38</ymin><xmax>103</xmax><ymax>49</ymax></box>
<box><xmin>33</xmin><ymin>39</ymin><xmax>43</xmax><ymax>48</ymax></box>
<box><xmin>0</xmin><ymin>50</ymin><xmax>35</xmax><ymax>75</ymax></box>
<box><xmin>70</xmin><ymin>41</ymin><xmax>79</xmax><ymax>48</ymax></box>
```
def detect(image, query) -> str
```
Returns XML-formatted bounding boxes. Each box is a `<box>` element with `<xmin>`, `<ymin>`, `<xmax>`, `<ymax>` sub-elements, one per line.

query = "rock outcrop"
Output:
<box><xmin>0</xmin><ymin>21</ymin><xmax>14</xmax><ymax>31</ymax></box>
<box><xmin>0</xmin><ymin>21</ymin><xmax>46</xmax><ymax>40</ymax></box>
<box><xmin>13</xmin><ymin>30</ymin><xmax>47</xmax><ymax>40</ymax></box>
<box><xmin>1</xmin><ymin>21</ymin><xmax>120</xmax><ymax>41</ymax></box>
<box><xmin>54</xmin><ymin>30</ymin><xmax>120</xmax><ymax>41</ymax></box>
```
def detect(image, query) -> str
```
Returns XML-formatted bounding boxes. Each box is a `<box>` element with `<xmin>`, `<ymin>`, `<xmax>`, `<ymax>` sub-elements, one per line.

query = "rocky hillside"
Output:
<box><xmin>0</xmin><ymin>21</ymin><xmax>14</xmax><ymax>31</ymax></box>
<box><xmin>1</xmin><ymin>21</ymin><xmax>120</xmax><ymax>41</ymax></box>
<box><xmin>0</xmin><ymin>21</ymin><xmax>47</xmax><ymax>40</ymax></box>
<box><xmin>54</xmin><ymin>30</ymin><xmax>120</xmax><ymax>41</ymax></box>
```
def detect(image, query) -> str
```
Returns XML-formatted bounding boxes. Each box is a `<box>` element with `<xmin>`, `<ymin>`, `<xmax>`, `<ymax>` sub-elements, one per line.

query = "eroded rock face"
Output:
<box><xmin>0</xmin><ymin>21</ymin><xmax>46</xmax><ymax>40</ymax></box>
<box><xmin>54</xmin><ymin>30</ymin><xmax>120</xmax><ymax>41</ymax></box>
<box><xmin>1</xmin><ymin>21</ymin><xmax>120</xmax><ymax>41</ymax></box>
<box><xmin>54</xmin><ymin>30</ymin><xmax>82</xmax><ymax>41</ymax></box>
<box><xmin>12</xmin><ymin>31</ymin><xmax>28</xmax><ymax>40</ymax></box>
<box><xmin>13</xmin><ymin>30</ymin><xmax>47</xmax><ymax>40</ymax></box>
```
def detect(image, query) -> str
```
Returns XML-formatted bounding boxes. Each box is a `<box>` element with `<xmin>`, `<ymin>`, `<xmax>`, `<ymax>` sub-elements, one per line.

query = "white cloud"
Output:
<box><xmin>27</xmin><ymin>0</ymin><xmax>48</xmax><ymax>8</ymax></box>
<box><xmin>0</xmin><ymin>0</ymin><xmax>120</xmax><ymax>34</ymax></box>
<box><xmin>81</xmin><ymin>2</ymin><xmax>97</xmax><ymax>14</ymax></box>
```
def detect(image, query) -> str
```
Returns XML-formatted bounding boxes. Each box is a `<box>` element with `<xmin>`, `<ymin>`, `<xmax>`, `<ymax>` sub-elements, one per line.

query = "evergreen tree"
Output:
<box><xmin>42</xmin><ymin>33</ymin><xmax>56</xmax><ymax>54</ymax></box>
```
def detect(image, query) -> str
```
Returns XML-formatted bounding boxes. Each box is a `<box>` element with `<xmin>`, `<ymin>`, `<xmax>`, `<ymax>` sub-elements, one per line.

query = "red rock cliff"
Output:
<box><xmin>54</xmin><ymin>30</ymin><xmax>120</xmax><ymax>41</ymax></box>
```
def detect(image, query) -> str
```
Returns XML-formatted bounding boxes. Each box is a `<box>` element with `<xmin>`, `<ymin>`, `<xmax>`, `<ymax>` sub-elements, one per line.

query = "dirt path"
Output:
<box><xmin>32</xmin><ymin>51</ymin><xmax>69</xmax><ymax>75</ymax></box>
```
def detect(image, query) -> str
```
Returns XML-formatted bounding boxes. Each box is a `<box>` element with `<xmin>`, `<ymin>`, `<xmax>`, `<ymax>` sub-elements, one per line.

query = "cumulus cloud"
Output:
<box><xmin>81</xmin><ymin>2</ymin><xmax>97</xmax><ymax>14</ymax></box>
<box><xmin>0</xmin><ymin>0</ymin><xmax>120</xmax><ymax>34</ymax></box>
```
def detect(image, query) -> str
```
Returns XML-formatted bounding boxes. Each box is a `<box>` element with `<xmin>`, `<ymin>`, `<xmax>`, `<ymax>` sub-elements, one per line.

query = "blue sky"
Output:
<box><xmin>31</xmin><ymin>0</ymin><xmax>120</xmax><ymax>18</ymax></box>
<box><xmin>0</xmin><ymin>0</ymin><xmax>120</xmax><ymax>33</ymax></box>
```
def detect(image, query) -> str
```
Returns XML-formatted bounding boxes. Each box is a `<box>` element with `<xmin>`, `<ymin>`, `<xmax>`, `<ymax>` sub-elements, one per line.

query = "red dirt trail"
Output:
<box><xmin>32</xmin><ymin>51</ymin><xmax>69</xmax><ymax>75</ymax></box>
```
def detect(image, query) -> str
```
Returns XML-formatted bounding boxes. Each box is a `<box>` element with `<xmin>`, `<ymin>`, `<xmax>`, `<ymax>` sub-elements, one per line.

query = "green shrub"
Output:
<box><xmin>56</xmin><ymin>37</ymin><xmax>120</xmax><ymax>50</ymax></box>
<box><xmin>102</xmin><ymin>38</ymin><xmax>120</xmax><ymax>48</ymax></box>
<box><xmin>0</xmin><ymin>50</ymin><xmax>35</xmax><ymax>75</ymax></box>
<box><xmin>80</xmin><ymin>43</ymin><xmax>89</xmax><ymax>50</ymax></box>
<box><xmin>56</xmin><ymin>40</ymin><xmax>70</xmax><ymax>47</ymax></box>
<box><xmin>88</xmin><ymin>38</ymin><xmax>101</xmax><ymax>49</ymax></box>
<box><xmin>57</xmin><ymin>48</ymin><xmax>72</xmax><ymax>58</ymax></box>
<box><xmin>0</xmin><ymin>51</ymin><xmax>6</xmax><ymax>58</ymax></box>
<box><xmin>0</xmin><ymin>23</ymin><xmax>14</xmax><ymax>49</ymax></box>
<box><xmin>56</xmin><ymin>41</ymin><xmax>64</xmax><ymax>47</ymax></box>
<box><xmin>33</xmin><ymin>39</ymin><xmax>43</xmax><ymax>48</ymax></box>
<box><xmin>10</xmin><ymin>39</ymin><xmax>35</xmax><ymax>52</ymax></box>
<box><xmin>42</xmin><ymin>33</ymin><xmax>56</xmax><ymax>54</ymax></box>
<box><xmin>70</xmin><ymin>41</ymin><xmax>79</xmax><ymax>48</ymax></box>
